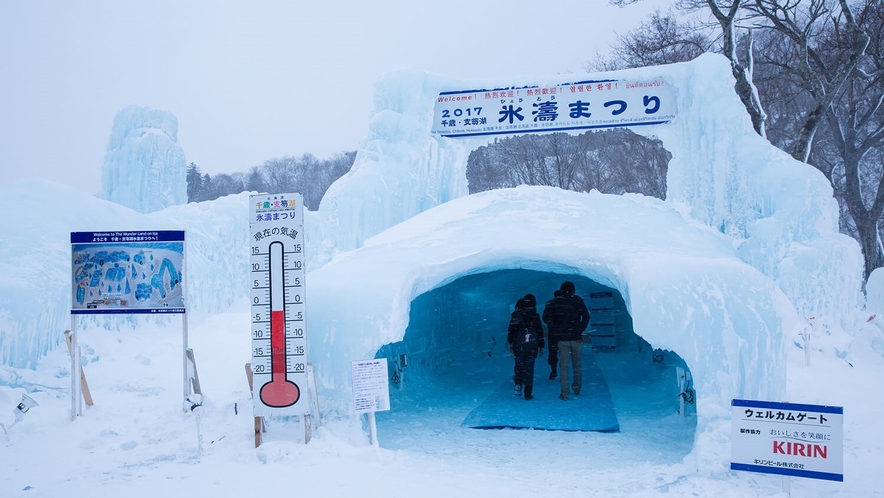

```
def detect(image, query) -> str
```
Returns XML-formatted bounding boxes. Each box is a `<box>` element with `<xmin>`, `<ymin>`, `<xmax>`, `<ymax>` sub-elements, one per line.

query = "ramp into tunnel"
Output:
<box><xmin>374</xmin><ymin>269</ymin><xmax>696</xmax><ymax>451</ymax></box>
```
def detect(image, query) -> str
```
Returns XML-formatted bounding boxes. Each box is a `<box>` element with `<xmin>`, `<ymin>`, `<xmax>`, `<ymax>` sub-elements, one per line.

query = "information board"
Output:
<box><xmin>249</xmin><ymin>193</ymin><xmax>308</xmax><ymax>417</ymax></box>
<box><xmin>731</xmin><ymin>399</ymin><xmax>843</xmax><ymax>482</ymax></box>
<box><xmin>71</xmin><ymin>231</ymin><xmax>186</xmax><ymax>314</ymax></box>
<box><xmin>351</xmin><ymin>359</ymin><xmax>390</xmax><ymax>414</ymax></box>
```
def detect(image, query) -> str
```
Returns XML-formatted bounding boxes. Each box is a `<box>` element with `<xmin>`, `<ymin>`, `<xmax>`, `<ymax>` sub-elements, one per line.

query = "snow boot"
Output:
<box><xmin>524</xmin><ymin>386</ymin><xmax>534</xmax><ymax>400</ymax></box>
<box><xmin>514</xmin><ymin>384</ymin><xmax>522</xmax><ymax>397</ymax></box>
<box><xmin>549</xmin><ymin>369</ymin><xmax>557</xmax><ymax>380</ymax></box>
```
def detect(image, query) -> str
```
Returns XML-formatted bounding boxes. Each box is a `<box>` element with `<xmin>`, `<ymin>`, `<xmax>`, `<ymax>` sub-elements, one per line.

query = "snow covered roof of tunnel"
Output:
<box><xmin>308</xmin><ymin>185</ymin><xmax>799</xmax><ymax>415</ymax></box>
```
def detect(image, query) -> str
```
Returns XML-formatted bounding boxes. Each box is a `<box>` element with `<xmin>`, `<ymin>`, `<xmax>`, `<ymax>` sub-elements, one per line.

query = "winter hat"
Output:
<box><xmin>560</xmin><ymin>281</ymin><xmax>575</xmax><ymax>296</ymax></box>
<box><xmin>523</xmin><ymin>294</ymin><xmax>536</xmax><ymax>308</ymax></box>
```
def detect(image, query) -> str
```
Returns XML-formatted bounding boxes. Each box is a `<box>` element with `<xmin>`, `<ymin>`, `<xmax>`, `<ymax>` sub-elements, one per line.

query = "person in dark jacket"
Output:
<box><xmin>542</xmin><ymin>290</ymin><xmax>563</xmax><ymax>380</ymax></box>
<box><xmin>507</xmin><ymin>294</ymin><xmax>545</xmax><ymax>400</ymax></box>
<box><xmin>545</xmin><ymin>281</ymin><xmax>590</xmax><ymax>400</ymax></box>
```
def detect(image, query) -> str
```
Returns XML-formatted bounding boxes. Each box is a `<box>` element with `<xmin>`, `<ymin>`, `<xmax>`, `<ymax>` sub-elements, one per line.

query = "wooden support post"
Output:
<box><xmin>307</xmin><ymin>362</ymin><xmax>321</xmax><ymax>428</ymax></box>
<box><xmin>245</xmin><ymin>362</ymin><xmax>317</xmax><ymax>447</ymax></box>
<box><xmin>245</xmin><ymin>362</ymin><xmax>266</xmax><ymax>447</ymax></box>
<box><xmin>185</xmin><ymin>348</ymin><xmax>202</xmax><ymax>395</ymax></box>
<box><xmin>245</xmin><ymin>362</ymin><xmax>253</xmax><ymax>390</ymax></box>
<box><xmin>64</xmin><ymin>330</ymin><xmax>94</xmax><ymax>406</ymax></box>
<box><xmin>254</xmin><ymin>417</ymin><xmax>265</xmax><ymax>448</ymax></box>
<box><xmin>367</xmin><ymin>412</ymin><xmax>378</xmax><ymax>447</ymax></box>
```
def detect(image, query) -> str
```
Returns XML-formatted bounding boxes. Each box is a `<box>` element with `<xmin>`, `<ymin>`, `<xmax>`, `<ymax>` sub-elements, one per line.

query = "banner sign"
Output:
<box><xmin>351</xmin><ymin>359</ymin><xmax>390</xmax><ymax>414</ymax></box>
<box><xmin>731</xmin><ymin>399</ymin><xmax>844</xmax><ymax>482</ymax></box>
<box><xmin>431</xmin><ymin>78</ymin><xmax>676</xmax><ymax>138</ymax></box>
<box><xmin>71</xmin><ymin>231</ymin><xmax>186</xmax><ymax>314</ymax></box>
<box><xmin>249</xmin><ymin>193</ymin><xmax>309</xmax><ymax>417</ymax></box>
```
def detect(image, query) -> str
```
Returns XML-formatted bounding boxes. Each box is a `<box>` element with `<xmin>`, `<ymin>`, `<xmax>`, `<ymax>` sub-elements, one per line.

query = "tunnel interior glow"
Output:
<box><xmin>375</xmin><ymin>268</ymin><xmax>697</xmax><ymax>453</ymax></box>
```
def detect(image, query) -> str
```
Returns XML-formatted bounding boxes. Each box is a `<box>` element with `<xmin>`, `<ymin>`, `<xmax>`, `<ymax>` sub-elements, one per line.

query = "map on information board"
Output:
<box><xmin>71</xmin><ymin>231</ymin><xmax>186</xmax><ymax>314</ymax></box>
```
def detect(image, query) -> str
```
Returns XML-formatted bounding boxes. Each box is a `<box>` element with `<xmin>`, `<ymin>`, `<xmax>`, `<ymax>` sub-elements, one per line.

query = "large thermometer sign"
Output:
<box><xmin>249</xmin><ymin>193</ymin><xmax>308</xmax><ymax>417</ymax></box>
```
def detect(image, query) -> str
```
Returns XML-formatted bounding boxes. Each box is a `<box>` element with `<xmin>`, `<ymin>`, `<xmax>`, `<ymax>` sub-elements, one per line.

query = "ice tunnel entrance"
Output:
<box><xmin>375</xmin><ymin>268</ymin><xmax>697</xmax><ymax>459</ymax></box>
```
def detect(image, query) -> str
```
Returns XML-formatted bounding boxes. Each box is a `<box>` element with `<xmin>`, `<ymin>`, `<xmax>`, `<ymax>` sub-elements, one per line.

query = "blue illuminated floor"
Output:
<box><xmin>461</xmin><ymin>354</ymin><xmax>619</xmax><ymax>432</ymax></box>
<box><xmin>375</xmin><ymin>345</ymin><xmax>696</xmax><ymax>463</ymax></box>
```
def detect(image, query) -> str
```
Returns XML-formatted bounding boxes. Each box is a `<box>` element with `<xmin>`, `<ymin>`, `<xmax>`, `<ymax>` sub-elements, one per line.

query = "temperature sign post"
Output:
<box><xmin>249</xmin><ymin>193</ymin><xmax>308</xmax><ymax>417</ymax></box>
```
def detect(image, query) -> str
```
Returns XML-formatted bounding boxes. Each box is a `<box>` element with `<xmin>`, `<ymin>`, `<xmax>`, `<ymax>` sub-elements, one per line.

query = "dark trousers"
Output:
<box><xmin>558</xmin><ymin>340</ymin><xmax>583</xmax><ymax>397</ymax></box>
<box><xmin>547</xmin><ymin>341</ymin><xmax>559</xmax><ymax>373</ymax></box>
<box><xmin>513</xmin><ymin>354</ymin><xmax>537</xmax><ymax>388</ymax></box>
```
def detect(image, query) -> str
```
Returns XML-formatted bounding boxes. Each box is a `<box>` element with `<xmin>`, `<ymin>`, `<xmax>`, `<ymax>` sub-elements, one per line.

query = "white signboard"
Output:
<box><xmin>71</xmin><ymin>231</ymin><xmax>186</xmax><ymax>314</ymax></box>
<box><xmin>431</xmin><ymin>78</ymin><xmax>676</xmax><ymax>138</ymax></box>
<box><xmin>731</xmin><ymin>399</ymin><xmax>843</xmax><ymax>482</ymax></box>
<box><xmin>351</xmin><ymin>359</ymin><xmax>390</xmax><ymax>414</ymax></box>
<box><xmin>249</xmin><ymin>193</ymin><xmax>308</xmax><ymax>417</ymax></box>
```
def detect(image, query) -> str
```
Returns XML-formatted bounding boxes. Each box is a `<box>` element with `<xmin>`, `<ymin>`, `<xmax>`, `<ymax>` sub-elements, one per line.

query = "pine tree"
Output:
<box><xmin>185</xmin><ymin>163</ymin><xmax>203</xmax><ymax>203</ymax></box>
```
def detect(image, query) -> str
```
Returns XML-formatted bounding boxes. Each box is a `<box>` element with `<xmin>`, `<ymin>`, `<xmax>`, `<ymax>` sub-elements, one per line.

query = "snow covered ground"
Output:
<box><xmin>1</xmin><ymin>305</ymin><xmax>881</xmax><ymax>497</ymax></box>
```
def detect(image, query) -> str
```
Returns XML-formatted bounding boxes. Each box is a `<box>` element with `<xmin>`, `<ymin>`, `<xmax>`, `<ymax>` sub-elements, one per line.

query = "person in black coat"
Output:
<box><xmin>542</xmin><ymin>289</ymin><xmax>563</xmax><ymax>380</ymax></box>
<box><xmin>507</xmin><ymin>294</ymin><xmax>545</xmax><ymax>400</ymax></box>
<box><xmin>544</xmin><ymin>281</ymin><xmax>590</xmax><ymax>401</ymax></box>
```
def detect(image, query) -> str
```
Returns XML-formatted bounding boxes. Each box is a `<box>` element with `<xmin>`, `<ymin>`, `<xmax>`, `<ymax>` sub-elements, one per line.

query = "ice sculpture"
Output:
<box><xmin>98</xmin><ymin>105</ymin><xmax>187</xmax><ymax>213</ymax></box>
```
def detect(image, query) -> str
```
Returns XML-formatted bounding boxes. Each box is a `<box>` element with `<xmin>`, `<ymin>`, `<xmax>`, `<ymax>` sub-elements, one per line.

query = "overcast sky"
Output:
<box><xmin>0</xmin><ymin>1</ymin><xmax>673</xmax><ymax>195</ymax></box>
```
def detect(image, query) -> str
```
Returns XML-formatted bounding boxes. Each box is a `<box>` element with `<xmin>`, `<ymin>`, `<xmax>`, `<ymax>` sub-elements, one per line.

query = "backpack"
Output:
<box><xmin>511</xmin><ymin>315</ymin><xmax>540</xmax><ymax>356</ymax></box>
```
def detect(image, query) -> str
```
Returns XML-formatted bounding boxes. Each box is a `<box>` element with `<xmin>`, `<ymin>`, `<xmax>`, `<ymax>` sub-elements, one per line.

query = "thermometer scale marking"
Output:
<box><xmin>257</xmin><ymin>241</ymin><xmax>300</xmax><ymax>407</ymax></box>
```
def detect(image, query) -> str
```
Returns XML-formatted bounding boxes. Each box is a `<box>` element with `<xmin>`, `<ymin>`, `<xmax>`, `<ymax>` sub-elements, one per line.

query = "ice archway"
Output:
<box><xmin>310</xmin><ymin>184</ymin><xmax>793</xmax><ymax>419</ymax></box>
<box><xmin>305</xmin><ymin>54</ymin><xmax>862</xmax><ymax>452</ymax></box>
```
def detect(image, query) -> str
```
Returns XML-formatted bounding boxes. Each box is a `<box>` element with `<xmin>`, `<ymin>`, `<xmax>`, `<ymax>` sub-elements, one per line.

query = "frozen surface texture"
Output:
<box><xmin>98</xmin><ymin>105</ymin><xmax>187</xmax><ymax>214</ymax></box>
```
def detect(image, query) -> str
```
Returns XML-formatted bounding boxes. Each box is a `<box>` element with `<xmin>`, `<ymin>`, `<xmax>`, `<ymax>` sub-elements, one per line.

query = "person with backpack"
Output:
<box><xmin>542</xmin><ymin>289</ymin><xmax>563</xmax><ymax>380</ymax></box>
<box><xmin>545</xmin><ymin>281</ymin><xmax>590</xmax><ymax>401</ymax></box>
<box><xmin>507</xmin><ymin>294</ymin><xmax>545</xmax><ymax>400</ymax></box>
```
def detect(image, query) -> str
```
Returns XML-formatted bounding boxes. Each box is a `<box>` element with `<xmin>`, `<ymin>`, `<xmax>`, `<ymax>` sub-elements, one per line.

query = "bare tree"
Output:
<box><xmin>741</xmin><ymin>0</ymin><xmax>882</xmax><ymax>278</ymax></box>
<box><xmin>605</xmin><ymin>0</ymin><xmax>884</xmax><ymax>280</ymax></box>
<box><xmin>748</xmin><ymin>0</ymin><xmax>871</xmax><ymax>162</ymax></box>
<box><xmin>809</xmin><ymin>1</ymin><xmax>884</xmax><ymax>278</ymax></box>
<box><xmin>466</xmin><ymin>130</ymin><xmax>669</xmax><ymax>198</ymax></box>
<box><xmin>599</xmin><ymin>1</ymin><xmax>768</xmax><ymax>135</ymax></box>
<box><xmin>186</xmin><ymin>152</ymin><xmax>357</xmax><ymax>208</ymax></box>
<box><xmin>206</xmin><ymin>173</ymin><xmax>244</xmax><ymax>199</ymax></box>
<box><xmin>668</xmin><ymin>0</ymin><xmax>769</xmax><ymax>136</ymax></box>
<box><xmin>588</xmin><ymin>10</ymin><xmax>712</xmax><ymax>70</ymax></box>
